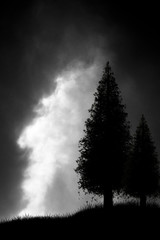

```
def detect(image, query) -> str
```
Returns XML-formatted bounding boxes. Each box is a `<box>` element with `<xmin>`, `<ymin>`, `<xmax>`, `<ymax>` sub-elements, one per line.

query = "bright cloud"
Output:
<box><xmin>17</xmin><ymin>62</ymin><xmax>102</xmax><ymax>216</ymax></box>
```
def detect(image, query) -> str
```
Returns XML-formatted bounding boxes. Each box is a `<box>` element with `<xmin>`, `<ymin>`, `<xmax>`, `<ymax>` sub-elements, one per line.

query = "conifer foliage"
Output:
<box><xmin>75</xmin><ymin>62</ymin><xmax>131</xmax><ymax>207</ymax></box>
<box><xmin>124</xmin><ymin>115</ymin><xmax>159</xmax><ymax>208</ymax></box>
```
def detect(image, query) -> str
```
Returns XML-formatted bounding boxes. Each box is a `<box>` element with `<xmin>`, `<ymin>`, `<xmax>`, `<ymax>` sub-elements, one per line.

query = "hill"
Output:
<box><xmin>0</xmin><ymin>204</ymin><xmax>160</xmax><ymax>238</ymax></box>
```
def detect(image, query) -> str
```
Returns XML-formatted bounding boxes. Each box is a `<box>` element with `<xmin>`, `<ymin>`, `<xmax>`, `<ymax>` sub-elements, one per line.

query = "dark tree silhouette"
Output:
<box><xmin>124</xmin><ymin>115</ymin><xmax>159</xmax><ymax>208</ymax></box>
<box><xmin>75</xmin><ymin>62</ymin><xmax>131</xmax><ymax>209</ymax></box>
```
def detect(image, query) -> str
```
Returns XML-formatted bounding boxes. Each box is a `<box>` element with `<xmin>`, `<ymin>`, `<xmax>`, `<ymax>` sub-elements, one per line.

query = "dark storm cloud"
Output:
<box><xmin>0</xmin><ymin>0</ymin><xmax>160</xmax><ymax>218</ymax></box>
<box><xmin>106</xmin><ymin>3</ymin><xmax>160</xmax><ymax>144</ymax></box>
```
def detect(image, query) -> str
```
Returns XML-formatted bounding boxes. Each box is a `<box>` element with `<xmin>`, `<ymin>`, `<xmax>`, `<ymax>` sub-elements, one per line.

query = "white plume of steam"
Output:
<box><xmin>17</xmin><ymin>61</ymin><xmax>103</xmax><ymax>216</ymax></box>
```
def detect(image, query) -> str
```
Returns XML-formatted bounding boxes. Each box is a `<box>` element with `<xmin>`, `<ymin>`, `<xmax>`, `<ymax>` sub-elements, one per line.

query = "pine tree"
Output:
<box><xmin>124</xmin><ymin>115</ymin><xmax>159</xmax><ymax>208</ymax></box>
<box><xmin>75</xmin><ymin>62</ymin><xmax>131</xmax><ymax>209</ymax></box>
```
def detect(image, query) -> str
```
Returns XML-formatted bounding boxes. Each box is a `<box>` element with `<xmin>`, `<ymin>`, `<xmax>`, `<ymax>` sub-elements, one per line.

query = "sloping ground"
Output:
<box><xmin>0</xmin><ymin>204</ymin><xmax>160</xmax><ymax>238</ymax></box>
<box><xmin>0</xmin><ymin>205</ymin><xmax>104</xmax><ymax>238</ymax></box>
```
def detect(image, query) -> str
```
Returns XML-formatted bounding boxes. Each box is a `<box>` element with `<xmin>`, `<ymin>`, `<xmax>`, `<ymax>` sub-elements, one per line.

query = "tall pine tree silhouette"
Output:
<box><xmin>124</xmin><ymin>115</ymin><xmax>159</xmax><ymax>208</ymax></box>
<box><xmin>75</xmin><ymin>62</ymin><xmax>131</xmax><ymax>209</ymax></box>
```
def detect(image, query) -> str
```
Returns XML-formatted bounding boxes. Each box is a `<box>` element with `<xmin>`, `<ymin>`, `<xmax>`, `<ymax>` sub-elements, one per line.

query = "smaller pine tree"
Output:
<box><xmin>124</xmin><ymin>114</ymin><xmax>159</xmax><ymax>208</ymax></box>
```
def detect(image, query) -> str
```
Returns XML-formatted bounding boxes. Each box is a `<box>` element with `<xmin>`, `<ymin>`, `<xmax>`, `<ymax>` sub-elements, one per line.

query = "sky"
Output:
<box><xmin>0</xmin><ymin>0</ymin><xmax>160</xmax><ymax>219</ymax></box>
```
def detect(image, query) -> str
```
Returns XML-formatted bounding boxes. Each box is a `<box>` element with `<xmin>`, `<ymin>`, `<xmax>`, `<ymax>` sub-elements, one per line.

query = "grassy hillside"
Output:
<box><xmin>0</xmin><ymin>203</ymin><xmax>160</xmax><ymax>238</ymax></box>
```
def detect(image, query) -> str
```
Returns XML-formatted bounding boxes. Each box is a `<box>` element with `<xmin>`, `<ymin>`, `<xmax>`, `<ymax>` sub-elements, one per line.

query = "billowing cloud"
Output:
<box><xmin>17</xmin><ymin>61</ymin><xmax>104</xmax><ymax>216</ymax></box>
<box><xmin>0</xmin><ymin>1</ymin><xmax>109</xmax><ymax>219</ymax></box>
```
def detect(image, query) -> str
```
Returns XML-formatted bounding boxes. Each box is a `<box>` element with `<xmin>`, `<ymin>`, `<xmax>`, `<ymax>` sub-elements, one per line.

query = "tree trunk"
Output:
<box><xmin>140</xmin><ymin>194</ymin><xmax>147</xmax><ymax>208</ymax></box>
<box><xmin>104</xmin><ymin>188</ymin><xmax>113</xmax><ymax>211</ymax></box>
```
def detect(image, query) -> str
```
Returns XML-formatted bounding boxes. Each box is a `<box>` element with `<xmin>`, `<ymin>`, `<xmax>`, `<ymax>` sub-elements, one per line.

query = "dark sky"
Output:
<box><xmin>0</xmin><ymin>0</ymin><xmax>160</xmax><ymax>218</ymax></box>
